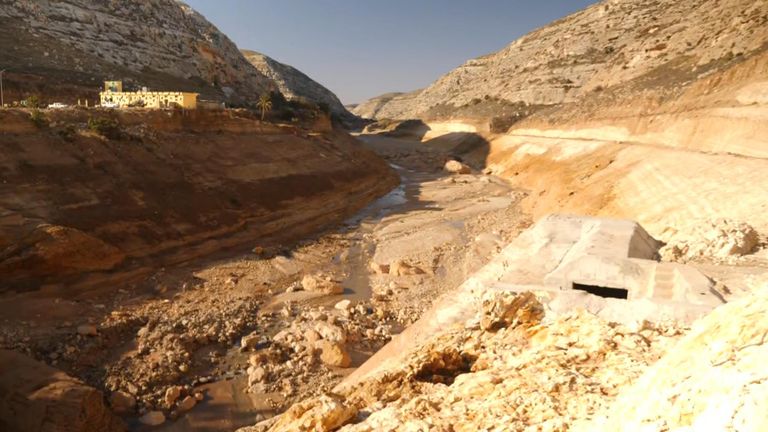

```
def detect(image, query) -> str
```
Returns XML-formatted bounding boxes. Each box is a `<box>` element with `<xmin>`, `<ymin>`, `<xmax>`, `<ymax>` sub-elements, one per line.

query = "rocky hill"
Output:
<box><xmin>0</xmin><ymin>0</ymin><xmax>275</xmax><ymax>104</ymax></box>
<box><xmin>242</xmin><ymin>50</ymin><xmax>357</xmax><ymax>123</ymax></box>
<box><xmin>350</xmin><ymin>92</ymin><xmax>409</xmax><ymax>119</ymax></box>
<box><xmin>359</xmin><ymin>0</ymin><xmax>768</xmax><ymax>121</ymax></box>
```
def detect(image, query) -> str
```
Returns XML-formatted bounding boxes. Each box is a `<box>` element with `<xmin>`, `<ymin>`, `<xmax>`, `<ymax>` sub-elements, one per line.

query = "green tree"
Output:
<box><xmin>256</xmin><ymin>94</ymin><xmax>272</xmax><ymax>121</ymax></box>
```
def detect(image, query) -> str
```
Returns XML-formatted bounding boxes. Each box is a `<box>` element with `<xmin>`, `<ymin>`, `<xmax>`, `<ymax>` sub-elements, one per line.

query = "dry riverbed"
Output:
<box><xmin>0</xmin><ymin>134</ymin><xmax>530</xmax><ymax>431</ymax></box>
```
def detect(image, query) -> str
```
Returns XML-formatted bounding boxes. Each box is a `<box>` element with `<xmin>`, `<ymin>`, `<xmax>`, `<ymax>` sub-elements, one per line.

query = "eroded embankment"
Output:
<box><xmin>395</xmin><ymin>51</ymin><xmax>768</xmax><ymax>242</ymax></box>
<box><xmin>0</xmin><ymin>109</ymin><xmax>399</xmax><ymax>293</ymax></box>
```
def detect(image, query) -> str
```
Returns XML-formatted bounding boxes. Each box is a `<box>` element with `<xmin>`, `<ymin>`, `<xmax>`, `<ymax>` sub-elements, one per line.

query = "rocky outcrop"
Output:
<box><xmin>0</xmin><ymin>349</ymin><xmax>125</xmax><ymax>432</ymax></box>
<box><xmin>262</xmin><ymin>292</ymin><xmax>686</xmax><ymax>432</ymax></box>
<box><xmin>242</xmin><ymin>50</ymin><xmax>357</xmax><ymax>123</ymax></box>
<box><xmin>361</xmin><ymin>0</ymin><xmax>768</xmax><ymax>121</ymax></box>
<box><xmin>581</xmin><ymin>287</ymin><xmax>768</xmax><ymax>431</ymax></box>
<box><xmin>0</xmin><ymin>0</ymin><xmax>275</xmax><ymax>103</ymax></box>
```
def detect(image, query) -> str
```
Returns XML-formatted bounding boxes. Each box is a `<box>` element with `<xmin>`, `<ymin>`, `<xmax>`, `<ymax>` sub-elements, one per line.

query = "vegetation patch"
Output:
<box><xmin>29</xmin><ymin>110</ymin><xmax>49</xmax><ymax>128</ymax></box>
<box><xmin>87</xmin><ymin>117</ymin><xmax>122</xmax><ymax>139</ymax></box>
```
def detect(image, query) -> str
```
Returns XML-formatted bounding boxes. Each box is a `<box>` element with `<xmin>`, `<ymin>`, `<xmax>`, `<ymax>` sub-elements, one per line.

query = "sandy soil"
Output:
<box><xmin>0</xmin><ymin>134</ymin><xmax>530</xmax><ymax>431</ymax></box>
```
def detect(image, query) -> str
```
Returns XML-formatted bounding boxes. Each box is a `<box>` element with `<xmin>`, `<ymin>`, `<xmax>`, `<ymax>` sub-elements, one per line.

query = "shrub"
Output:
<box><xmin>29</xmin><ymin>110</ymin><xmax>49</xmax><ymax>128</ymax></box>
<box><xmin>57</xmin><ymin>124</ymin><xmax>77</xmax><ymax>141</ymax></box>
<box><xmin>87</xmin><ymin>117</ymin><xmax>121</xmax><ymax>139</ymax></box>
<box><xmin>24</xmin><ymin>95</ymin><xmax>42</xmax><ymax>108</ymax></box>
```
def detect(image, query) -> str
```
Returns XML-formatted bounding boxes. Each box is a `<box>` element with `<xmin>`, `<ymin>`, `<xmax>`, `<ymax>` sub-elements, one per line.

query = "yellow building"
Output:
<box><xmin>99</xmin><ymin>81</ymin><xmax>198</xmax><ymax>109</ymax></box>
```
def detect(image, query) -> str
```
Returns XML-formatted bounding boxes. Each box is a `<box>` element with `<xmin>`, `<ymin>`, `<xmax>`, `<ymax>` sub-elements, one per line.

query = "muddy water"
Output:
<box><xmin>340</xmin><ymin>165</ymin><xmax>410</xmax><ymax>301</ymax></box>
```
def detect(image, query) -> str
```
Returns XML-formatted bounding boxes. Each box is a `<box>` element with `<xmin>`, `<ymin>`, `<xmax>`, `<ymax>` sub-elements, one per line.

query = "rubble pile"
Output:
<box><xmin>661</xmin><ymin>219</ymin><xmax>762</xmax><ymax>263</ymax></box>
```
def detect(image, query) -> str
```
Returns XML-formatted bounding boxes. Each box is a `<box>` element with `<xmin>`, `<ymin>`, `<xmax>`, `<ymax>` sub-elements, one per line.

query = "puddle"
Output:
<box><xmin>145</xmin><ymin>376</ymin><xmax>283</xmax><ymax>432</ymax></box>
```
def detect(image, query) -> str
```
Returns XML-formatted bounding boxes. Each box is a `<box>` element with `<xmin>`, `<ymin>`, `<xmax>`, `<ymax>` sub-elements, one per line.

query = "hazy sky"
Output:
<box><xmin>184</xmin><ymin>0</ymin><xmax>597</xmax><ymax>104</ymax></box>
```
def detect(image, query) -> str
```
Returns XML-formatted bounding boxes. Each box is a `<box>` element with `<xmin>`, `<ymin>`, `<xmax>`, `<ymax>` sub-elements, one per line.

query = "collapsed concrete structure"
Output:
<box><xmin>339</xmin><ymin>214</ymin><xmax>725</xmax><ymax>392</ymax></box>
<box><xmin>488</xmin><ymin>215</ymin><xmax>724</xmax><ymax>308</ymax></box>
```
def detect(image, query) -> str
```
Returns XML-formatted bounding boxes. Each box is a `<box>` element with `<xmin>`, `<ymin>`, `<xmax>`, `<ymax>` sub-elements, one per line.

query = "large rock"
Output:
<box><xmin>313</xmin><ymin>321</ymin><xmax>347</xmax><ymax>344</ymax></box>
<box><xmin>301</xmin><ymin>274</ymin><xmax>344</xmax><ymax>295</ymax></box>
<box><xmin>0</xmin><ymin>350</ymin><xmax>125</xmax><ymax>432</ymax></box>
<box><xmin>317</xmin><ymin>341</ymin><xmax>351</xmax><ymax>368</ymax></box>
<box><xmin>580</xmin><ymin>288</ymin><xmax>768</xmax><ymax>431</ymax></box>
<box><xmin>480</xmin><ymin>291</ymin><xmax>544</xmax><ymax>332</ymax></box>
<box><xmin>266</xmin><ymin>395</ymin><xmax>356</xmax><ymax>432</ymax></box>
<box><xmin>390</xmin><ymin>260</ymin><xmax>425</xmax><ymax>277</ymax></box>
<box><xmin>0</xmin><ymin>225</ymin><xmax>125</xmax><ymax>283</ymax></box>
<box><xmin>444</xmin><ymin>160</ymin><xmax>472</xmax><ymax>175</ymax></box>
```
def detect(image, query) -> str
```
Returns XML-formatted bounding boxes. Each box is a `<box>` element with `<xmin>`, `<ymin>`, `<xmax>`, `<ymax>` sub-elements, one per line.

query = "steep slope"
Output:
<box><xmin>363</xmin><ymin>0</ymin><xmax>768</xmax><ymax>121</ymax></box>
<box><xmin>0</xmin><ymin>0</ymin><xmax>275</xmax><ymax>104</ymax></box>
<box><xmin>357</xmin><ymin>0</ymin><xmax>768</xmax><ymax>242</ymax></box>
<box><xmin>0</xmin><ymin>109</ymin><xmax>398</xmax><ymax>293</ymax></box>
<box><xmin>242</xmin><ymin>50</ymin><xmax>357</xmax><ymax>123</ymax></box>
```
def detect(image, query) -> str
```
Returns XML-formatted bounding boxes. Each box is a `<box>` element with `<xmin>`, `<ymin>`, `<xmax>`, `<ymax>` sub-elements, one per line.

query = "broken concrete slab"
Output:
<box><xmin>337</xmin><ymin>214</ymin><xmax>725</xmax><ymax>393</ymax></box>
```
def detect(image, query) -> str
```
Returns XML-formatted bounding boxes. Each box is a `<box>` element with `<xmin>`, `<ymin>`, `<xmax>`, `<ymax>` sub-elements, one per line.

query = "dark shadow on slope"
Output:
<box><xmin>422</xmin><ymin>132</ymin><xmax>491</xmax><ymax>171</ymax></box>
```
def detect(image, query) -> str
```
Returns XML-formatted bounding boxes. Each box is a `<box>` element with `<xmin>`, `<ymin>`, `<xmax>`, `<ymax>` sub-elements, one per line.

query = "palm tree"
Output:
<box><xmin>257</xmin><ymin>94</ymin><xmax>272</xmax><ymax>121</ymax></box>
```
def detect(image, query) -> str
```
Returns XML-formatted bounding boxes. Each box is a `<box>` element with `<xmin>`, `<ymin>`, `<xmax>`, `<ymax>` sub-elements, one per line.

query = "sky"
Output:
<box><xmin>184</xmin><ymin>0</ymin><xmax>597</xmax><ymax>104</ymax></box>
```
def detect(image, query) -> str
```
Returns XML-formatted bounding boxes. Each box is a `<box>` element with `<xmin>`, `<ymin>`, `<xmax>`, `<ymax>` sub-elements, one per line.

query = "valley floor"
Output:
<box><xmin>0</xmin><ymin>134</ymin><xmax>530</xmax><ymax>431</ymax></box>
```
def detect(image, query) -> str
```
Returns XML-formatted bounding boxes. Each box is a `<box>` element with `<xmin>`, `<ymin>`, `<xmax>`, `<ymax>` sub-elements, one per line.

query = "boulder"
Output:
<box><xmin>369</xmin><ymin>262</ymin><xmax>390</xmax><ymax>275</ymax></box>
<box><xmin>444</xmin><ymin>160</ymin><xmax>471</xmax><ymax>174</ymax></box>
<box><xmin>266</xmin><ymin>395</ymin><xmax>356</xmax><ymax>432</ymax></box>
<box><xmin>313</xmin><ymin>321</ymin><xmax>347</xmax><ymax>343</ymax></box>
<box><xmin>390</xmin><ymin>260</ymin><xmax>425</xmax><ymax>277</ymax></box>
<box><xmin>109</xmin><ymin>391</ymin><xmax>136</xmax><ymax>415</ymax></box>
<box><xmin>317</xmin><ymin>341</ymin><xmax>352</xmax><ymax>368</ymax></box>
<box><xmin>0</xmin><ymin>350</ymin><xmax>125</xmax><ymax>432</ymax></box>
<box><xmin>240</xmin><ymin>332</ymin><xmax>261</xmax><ymax>351</ymax></box>
<box><xmin>334</xmin><ymin>299</ymin><xmax>352</xmax><ymax>311</ymax></box>
<box><xmin>480</xmin><ymin>292</ymin><xmax>544</xmax><ymax>332</ymax></box>
<box><xmin>164</xmin><ymin>386</ymin><xmax>182</xmax><ymax>407</ymax></box>
<box><xmin>247</xmin><ymin>366</ymin><xmax>267</xmax><ymax>386</ymax></box>
<box><xmin>304</xmin><ymin>329</ymin><xmax>322</xmax><ymax>345</ymax></box>
<box><xmin>301</xmin><ymin>274</ymin><xmax>344</xmax><ymax>295</ymax></box>
<box><xmin>177</xmin><ymin>396</ymin><xmax>196</xmax><ymax>412</ymax></box>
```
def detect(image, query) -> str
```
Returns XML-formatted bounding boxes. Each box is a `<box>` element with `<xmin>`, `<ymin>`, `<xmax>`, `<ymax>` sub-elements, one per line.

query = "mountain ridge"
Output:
<box><xmin>241</xmin><ymin>49</ymin><xmax>357</xmax><ymax>123</ymax></box>
<box><xmin>0</xmin><ymin>0</ymin><xmax>275</xmax><ymax>104</ymax></box>
<box><xmin>356</xmin><ymin>0</ymin><xmax>768</xmax><ymax>123</ymax></box>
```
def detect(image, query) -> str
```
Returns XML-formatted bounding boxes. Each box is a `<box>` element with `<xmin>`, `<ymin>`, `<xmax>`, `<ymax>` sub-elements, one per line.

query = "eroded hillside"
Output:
<box><xmin>360</xmin><ymin>0</ymin><xmax>768</xmax><ymax>121</ymax></box>
<box><xmin>242</xmin><ymin>50</ymin><xmax>357</xmax><ymax>124</ymax></box>
<box><xmin>0</xmin><ymin>108</ymin><xmax>397</xmax><ymax>293</ymax></box>
<box><xmin>0</xmin><ymin>0</ymin><xmax>275</xmax><ymax>104</ymax></box>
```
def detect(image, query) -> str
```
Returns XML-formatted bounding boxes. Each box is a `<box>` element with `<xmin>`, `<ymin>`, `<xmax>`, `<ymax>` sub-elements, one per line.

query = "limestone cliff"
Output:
<box><xmin>242</xmin><ymin>50</ymin><xmax>357</xmax><ymax>123</ymax></box>
<box><xmin>360</xmin><ymin>0</ymin><xmax>768</xmax><ymax>121</ymax></box>
<box><xmin>0</xmin><ymin>0</ymin><xmax>275</xmax><ymax>104</ymax></box>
